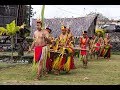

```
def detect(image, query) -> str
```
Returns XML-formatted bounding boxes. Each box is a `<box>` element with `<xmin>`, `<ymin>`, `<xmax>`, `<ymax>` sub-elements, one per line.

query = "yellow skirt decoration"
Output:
<box><xmin>64</xmin><ymin>56</ymin><xmax>71</xmax><ymax>72</ymax></box>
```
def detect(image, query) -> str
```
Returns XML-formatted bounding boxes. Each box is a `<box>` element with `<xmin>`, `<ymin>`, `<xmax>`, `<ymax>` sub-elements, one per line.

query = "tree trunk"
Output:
<box><xmin>17</xmin><ymin>38</ymin><xmax>24</xmax><ymax>61</ymax></box>
<box><xmin>11</xmin><ymin>35</ymin><xmax>14</xmax><ymax>62</ymax></box>
<box><xmin>18</xmin><ymin>42</ymin><xmax>24</xmax><ymax>56</ymax></box>
<box><xmin>17</xmin><ymin>5</ymin><xmax>25</xmax><ymax>60</ymax></box>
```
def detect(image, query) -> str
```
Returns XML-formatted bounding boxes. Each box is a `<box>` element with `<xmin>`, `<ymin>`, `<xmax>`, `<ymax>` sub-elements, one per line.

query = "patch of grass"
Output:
<box><xmin>111</xmin><ymin>51</ymin><xmax>120</xmax><ymax>55</ymax></box>
<box><xmin>0</xmin><ymin>55</ymin><xmax>120</xmax><ymax>85</ymax></box>
<box><xmin>0</xmin><ymin>62</ymin><xmax>17</xmax><ymax>69</ymax></box>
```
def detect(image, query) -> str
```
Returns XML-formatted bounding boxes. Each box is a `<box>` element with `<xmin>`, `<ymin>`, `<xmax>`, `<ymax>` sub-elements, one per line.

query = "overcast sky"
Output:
<box><xmin>31</xmin><ymin>5</ymin><xmax>120</xmax><ymax>20</ymax></box>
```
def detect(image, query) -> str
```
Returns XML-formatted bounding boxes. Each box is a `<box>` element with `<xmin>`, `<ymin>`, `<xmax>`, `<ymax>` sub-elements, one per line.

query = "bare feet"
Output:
<box><xmin>83</xmin><ymin>64</ymin><xmax>87</xmax><ymax>69</ymax></box>
<box><xmin>66</xmin><ymin>71</ymin><xmax>70</xmax><ymax>74</ymax></box>
<box><xmin>54</xmin><ymin>71</ymin><xmax>60</xmax><ymax>75</ymax></box>
<box><xmin>44</xmin><ymin>72</ymin><xmax>49</xmax><ymax>77</ymax></box>
<box><xmin>34</xmin><ymin>74</ymin><xmax>42</xmax><ymax>80</ymax></box>
<box><xmin>34</xmin><ymin>78</ymin><xmax>39</xmax><ymax>81</ymax></box>
<box><xmin>34</xmin><ymin>77</ymin><xmax>40</xmax><ymax>81</ymax></box>
<box><xmin>107</xmin><ymin>59</ymin><xmax>111</xmax><ymax>61</ymax></box>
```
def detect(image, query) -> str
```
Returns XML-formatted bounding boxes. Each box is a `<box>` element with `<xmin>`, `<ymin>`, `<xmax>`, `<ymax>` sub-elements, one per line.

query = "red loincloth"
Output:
<box><xmin>34</xmin><ymin>46</ymin><xmax>42</xmax><ymax>62</ymax></box>
<box><xmin>95</xmin><ymin>43</ymin><xmax>100</xmax><ymax>51</ymax></box>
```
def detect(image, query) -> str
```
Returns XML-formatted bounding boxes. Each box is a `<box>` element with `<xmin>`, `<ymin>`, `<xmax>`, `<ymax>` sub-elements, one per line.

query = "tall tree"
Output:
<box><xmin>24</xmin><ymin>5</ymin><xmax>34</xmax><ymax>27</ymax></box>
<box><xmin>16</xmin><ymin>5</ymin><xmax>32</xmax><ymax>59</ymax></box>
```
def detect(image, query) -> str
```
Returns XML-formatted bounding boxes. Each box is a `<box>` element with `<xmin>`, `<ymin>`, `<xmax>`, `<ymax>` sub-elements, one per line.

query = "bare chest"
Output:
<box><xmin>34</xmin><ymin>31</ymin><xmax>44</xmax><ymax>39</ymax></box>
<box><xmin>60</xmin><ymin>34</ymin><xmax>67</xmax><ymax>41</ymax></box>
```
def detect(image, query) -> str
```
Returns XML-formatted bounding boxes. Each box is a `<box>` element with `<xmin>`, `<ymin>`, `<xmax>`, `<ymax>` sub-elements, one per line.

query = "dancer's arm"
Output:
<box><xmin>28</xmin><ymin>41</ymin><xmax>35</xmax><ymax>52</ymax></box>
<box><xmin>28</xmin><ymin>34</ymin><xmax>35</xmax><ymax>52</ymax></box>
<box><xmin>44</xmin><ymin>30</ymin><xmax>52</xmax><ymax>44</ymax></box>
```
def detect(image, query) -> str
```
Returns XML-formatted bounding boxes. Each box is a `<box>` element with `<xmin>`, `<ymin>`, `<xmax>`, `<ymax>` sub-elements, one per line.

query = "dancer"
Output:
<box><xmin>79</xmin><ymin>31</ymin><xmax>89</xmax><ymax>68</ymax></box>
<box><xmin>28</xmin><ymin>19</ymin><xmax>51</xmax><ymax>80</ymax></box>
<box><xmin>103</xmin><ymin>33</ymin><xmax>112</xmax><ymax>61</ymax></box>
<box><xmin>52</xmin><ymin>25</ymin><xmax>74</xmax><ymax>74</ymax></box>
<box><xmin>66</xmin><ymin>27</ymin><xmax>75</xmax><ymax>69</ymax></box>
<box><xmin>88</xmin><ymin>36</ymin><xmax>94</xmax><ymax>60</ymax></box>
<box><xmin>66</xmin><ymin>27</ymin><xmax>74</xmax><ymax>47</ymax></box>
<box><xmin>45</xmin><ymin>27</ymin><xmax>55</xmax><ymax>73</ymax></box>
<box><xmin>52</xmin><ymin>25</ymin><xmax>68</xmax><ymax>75</ymax></box>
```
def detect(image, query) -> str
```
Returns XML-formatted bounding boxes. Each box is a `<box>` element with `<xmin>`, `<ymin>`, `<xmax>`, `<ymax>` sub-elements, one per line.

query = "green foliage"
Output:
<box><xmin>0</xmin><ymin>20</ymin><xmax>20</xmax><ymax>36</ymax></box>
<box><xmin>95</xmin><ymin>28</ymin><xmax>106</xmax><ymax>38</ymax></box>
<box><xmin>6</xmin><ymin>20</ymin><xmax>20</xmax><ymax>35</ymax></box>
<box><xmin>111</xmin><ymin>52</ymin><xmax>120</xmax><ymax>55</ymax></box>
<box><xmin>0</xmin><ymin>27</ymin><xmax>7</xmax><ymax>35</ymax></box>
<box><xmin>0</xmin><ymin>20</ymin><xmax>25</xmax><ymax>60</ymax></box>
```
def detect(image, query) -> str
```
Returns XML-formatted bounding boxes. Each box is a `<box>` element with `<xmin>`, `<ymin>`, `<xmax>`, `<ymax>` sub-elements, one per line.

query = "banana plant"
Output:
<box><xmin>0</xmin><ymin>20</ymin><xmax>23</xmax><ymax>61</ymax></box>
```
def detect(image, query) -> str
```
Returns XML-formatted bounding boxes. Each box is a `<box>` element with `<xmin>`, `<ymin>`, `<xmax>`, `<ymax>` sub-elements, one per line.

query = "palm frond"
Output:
<box><xmin>0</xmin><ymin>27</ymin><xmax>7</xmax><ymax>34</ymax></box>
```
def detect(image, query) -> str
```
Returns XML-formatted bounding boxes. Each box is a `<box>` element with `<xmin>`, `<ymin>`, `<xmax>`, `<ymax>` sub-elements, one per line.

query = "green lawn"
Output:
<box><xmin>0</xmin><ymin>55</ymin><xmax>120</xmax><ymax>85</ymax></box>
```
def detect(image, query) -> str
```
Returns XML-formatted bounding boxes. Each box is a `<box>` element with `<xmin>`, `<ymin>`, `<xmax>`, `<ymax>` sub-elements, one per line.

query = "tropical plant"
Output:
<box><xmin>0</xmin><ymin>20</ymin><xmax>24</xmax><ymax>61</ymax></box>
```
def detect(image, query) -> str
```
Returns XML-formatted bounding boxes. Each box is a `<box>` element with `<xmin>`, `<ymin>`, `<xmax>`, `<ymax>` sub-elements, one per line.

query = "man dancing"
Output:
<box><xmin>103</xmin><ymin>33</ymin><xmax>112</xmax><ymax>61</ymax></box>
<box><xmin>66</xmin><ymin>27</ymin><xmax>75</xmax><ymax>69</ymax></box>
<box><xmin>52</xmin><ymin>25</ymin><xmax>68</xmax><ymax>75</ymax></box>
<box><xmin>52</xmin><ymin>25</ymin><xmax>74</xmax><ymax>74</ymax></box>
<box><xmin>28</xmin><ymin>19</ymin><xmax>51</xmax><ymax>80</ymax></box>
<box><xmin>45</xmin><ymin>27</ymin><xmax>55</xmax><ymax>73</ymax></box>
<box><xmin>79</xmin><ymin>31</ymin><xmax>89</xmax><ymax>68</ymax></box>
<box><xmin>66</xmin><ymin>27</ymin><xmax>74</xmax><ymax>47</ymax></box>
